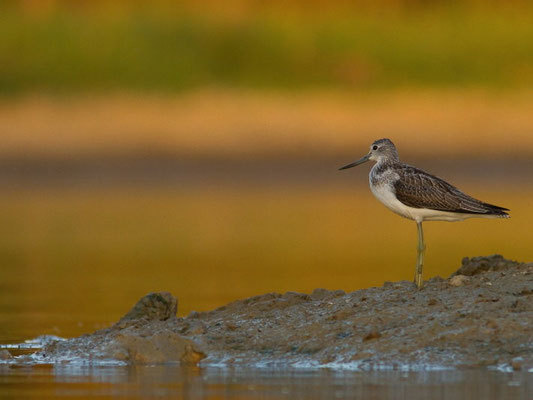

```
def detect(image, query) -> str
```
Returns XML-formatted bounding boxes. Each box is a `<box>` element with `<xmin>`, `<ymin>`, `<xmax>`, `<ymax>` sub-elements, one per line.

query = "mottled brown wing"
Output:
<box><xmin>393</xmin><ymin>166</ymin><xmax>507</xmax><ymax>214</ymax></box>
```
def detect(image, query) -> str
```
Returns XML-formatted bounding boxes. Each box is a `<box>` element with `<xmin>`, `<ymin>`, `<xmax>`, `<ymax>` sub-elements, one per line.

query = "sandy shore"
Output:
<box><xmin>5</xmin><ymin>255</ymin><xmax>532</xmax><ymax>371</ymax></box>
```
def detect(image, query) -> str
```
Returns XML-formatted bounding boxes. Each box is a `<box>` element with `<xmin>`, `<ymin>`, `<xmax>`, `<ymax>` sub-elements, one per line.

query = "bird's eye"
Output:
<box><xmin>372</xmin><ymin>145</ymin><xmax>378</xmax><ymax>151</ymax></box>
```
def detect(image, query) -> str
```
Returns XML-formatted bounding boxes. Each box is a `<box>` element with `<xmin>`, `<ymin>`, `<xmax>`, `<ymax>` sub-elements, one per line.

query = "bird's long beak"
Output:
<box><xmin>339</xmin><ymin>153</ymin><xmax>370</xmax><ymax>170</ymax></box>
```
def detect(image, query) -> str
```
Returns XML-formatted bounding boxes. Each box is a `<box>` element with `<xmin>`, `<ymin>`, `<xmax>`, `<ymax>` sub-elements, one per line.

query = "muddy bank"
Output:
<box><xmin>7</xmin><ymin>255</ymin><xmax>533</xmax><ymax>371</ymax></box>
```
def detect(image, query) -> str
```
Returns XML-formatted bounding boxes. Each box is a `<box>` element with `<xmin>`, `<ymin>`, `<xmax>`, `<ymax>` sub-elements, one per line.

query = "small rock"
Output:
<box><xmin>283</xmin><ymin>292</ymin><xmax>311</xmax><ymax>302</ymax></box>
<box><xmin>453</xmin><ymin>255</ymin><xmax>520</xmax><ymax>276</ymax></box>
<box><xmin>449</xmin><ymin>275</ymin><xmax>470</xmax><ymax>287</ymax></box>
<box><xmin>363</xmin><ymin>331</ymin><xmax>382</xmax><ymax>341</ymax></box>
<box><xmin>427</xmin><ymin>298</ymin><xmax>438</xmax><ymax>306</ymax></box>
<box><xmin>485</xmin><ymin>319</ymin><xmax>499</xmax><ymax>330</ymax></box>
<box><xmin>310</xmin><ymin>288</ymin><xmax>332</xmax><ymax>300</ymax></box>
<box><xmin>106</xmin><ymin>332</ymin><xmax>206</xmax><ymax>364</ymax></box>
<box><xmin>110</xmin><ymin>347</ymin><xmax>129</xmax><ymax>361</ymax></box>
<box><xmin>0</xmin><ymin>349</ymin><xmax>12</xmax><ymax>360</ymax></box>
<box><xmin>225</xmin><ymin>322</ymin><xmax>238</xmax><ymax>331</ymax></box>
<box><xmin>327</xmin><ymin>309</ymin><xmax>353</xmax><ymax>321</ymax></box>
<box><xmin>350</xmin><ymin>351</ymin><xmax>373</xmax><ymax>360</ymax></box>
<box><xmin>119</xmin><ymin>292</ymin><xmax>178</xmax><ymax>323</ymax></box>
<box><xmin>511</xmin><ymin>357</ymin><xmax>524</xmax><ymax>371</ymax></box>
<box><xmin>190</xmin><ymin>325</ymin><xmax>206</xmax><ymax>335</ymax></box>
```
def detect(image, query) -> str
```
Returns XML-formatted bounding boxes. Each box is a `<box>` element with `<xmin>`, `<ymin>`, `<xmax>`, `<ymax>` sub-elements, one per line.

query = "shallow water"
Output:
<box><xmin>0</xmin><ymin>183</ymin><xmax>529</xmax><ymax>343</ymax></box>
<box><xmin>0</xmin><ymin>363</ymin><xmax>531</xmax><ymax>399</ymax></box>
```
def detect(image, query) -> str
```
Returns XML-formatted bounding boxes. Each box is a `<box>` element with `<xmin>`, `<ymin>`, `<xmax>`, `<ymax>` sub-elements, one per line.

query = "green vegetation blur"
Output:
<box><xmin>2</xmin><ymin>0</ymin><xmax>533</xmax><ymax>94</ymax></box>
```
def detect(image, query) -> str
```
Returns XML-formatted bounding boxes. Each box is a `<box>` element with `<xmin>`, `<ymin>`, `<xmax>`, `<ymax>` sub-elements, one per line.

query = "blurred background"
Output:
<box><xmin>1</xmin><ymin>0</ymin><xmax>532</xmax><ymax>343</ymax></box>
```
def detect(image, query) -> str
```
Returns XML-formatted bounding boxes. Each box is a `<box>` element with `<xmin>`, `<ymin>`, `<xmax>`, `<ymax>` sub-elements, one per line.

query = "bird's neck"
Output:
<box><xmin>375</xmin><ymin>157</ymin><xmax>400</xmax><ymax>167</ymax></box>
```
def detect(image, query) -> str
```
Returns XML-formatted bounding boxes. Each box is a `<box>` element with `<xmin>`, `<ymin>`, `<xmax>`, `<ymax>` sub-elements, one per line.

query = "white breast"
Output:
<box><xmin>370</xmin><ymin>181</ymin><xmax>417</xmax><ymax>220</ymax></box>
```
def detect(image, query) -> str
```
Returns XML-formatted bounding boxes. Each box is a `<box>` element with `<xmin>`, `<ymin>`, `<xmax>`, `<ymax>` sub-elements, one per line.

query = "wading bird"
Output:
<box><xmin>339</xmin><ymin>138</ymin><xmax>509</xmax><ymax>288</ymax></box>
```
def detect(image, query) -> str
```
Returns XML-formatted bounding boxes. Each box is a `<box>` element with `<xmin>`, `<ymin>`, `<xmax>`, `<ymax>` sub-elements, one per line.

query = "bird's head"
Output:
<box><xmin>339</xmin><ymin>138</ymin><xmax>399</xmax><ymax>170</ymax></box>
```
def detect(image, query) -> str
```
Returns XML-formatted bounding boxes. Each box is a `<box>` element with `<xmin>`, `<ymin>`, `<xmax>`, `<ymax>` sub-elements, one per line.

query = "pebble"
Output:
<box><xmin>449</xmin><ymin>275</ymin><xmax>470</xmax><ymax>287</ymax></box>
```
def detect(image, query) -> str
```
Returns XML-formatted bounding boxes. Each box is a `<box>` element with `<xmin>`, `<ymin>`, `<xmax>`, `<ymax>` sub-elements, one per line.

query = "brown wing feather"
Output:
<box><xmin>393</xmin><ymin>165</ymin><xmax>509</xmax><ymax>215</ymax></box>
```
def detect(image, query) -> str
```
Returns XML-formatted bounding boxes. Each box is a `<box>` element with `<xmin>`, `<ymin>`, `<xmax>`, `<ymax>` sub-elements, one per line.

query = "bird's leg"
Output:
<box><xmin>415</xmin><ymin>221</ymin><xmax>425</xmax><ymax>289</ymax></box>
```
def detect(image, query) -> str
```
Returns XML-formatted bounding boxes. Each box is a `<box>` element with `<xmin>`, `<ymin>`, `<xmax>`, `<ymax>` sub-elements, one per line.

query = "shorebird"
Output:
<box><xmin>339</xmin><ymin>138</ymin><xmax>509</xmax><ymax>288</ymax></box>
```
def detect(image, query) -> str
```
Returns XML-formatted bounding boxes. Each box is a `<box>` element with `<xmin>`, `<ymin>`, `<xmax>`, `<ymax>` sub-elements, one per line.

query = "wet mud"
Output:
<box><xmin>5</xmin><ymin>255</ymin><xmax>533</xmax><ymax>371</ymax></box>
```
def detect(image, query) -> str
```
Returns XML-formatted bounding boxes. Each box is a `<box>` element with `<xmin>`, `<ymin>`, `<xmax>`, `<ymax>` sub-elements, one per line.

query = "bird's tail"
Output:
<box><xmin>482</xmin><ymin>202</ymin><xmax>510</xmax><ymax>218</ymax></box>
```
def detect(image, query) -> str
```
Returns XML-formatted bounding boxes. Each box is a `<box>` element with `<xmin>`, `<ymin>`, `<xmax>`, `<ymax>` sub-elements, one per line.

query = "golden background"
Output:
<box><xmin>0</xmin><ymin>0</ymin><xmax>531</xmax><ymax>342</ymax></box>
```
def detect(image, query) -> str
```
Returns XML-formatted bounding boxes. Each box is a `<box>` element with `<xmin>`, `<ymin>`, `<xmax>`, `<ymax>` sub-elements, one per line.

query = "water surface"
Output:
<box><xmin>1</xmin><ymin>364</ymin><xmax>531</xmax><ymax>399</ymax></box>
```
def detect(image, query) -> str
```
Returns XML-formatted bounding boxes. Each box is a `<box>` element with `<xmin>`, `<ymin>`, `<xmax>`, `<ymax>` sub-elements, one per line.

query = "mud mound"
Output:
<box><xmin>453</xmin><ymin>255</ymin><xmax>524</xmax><ymax>277</ymax></box>
<box><xmin>33</xmin><ymin>293</ymin><xmax>205</xmax><ymax>364</ymax></box>
<box><xmin>9</xmin><ymin>255</ymin><xmax>533</xmax><ymax>370</ymax></box>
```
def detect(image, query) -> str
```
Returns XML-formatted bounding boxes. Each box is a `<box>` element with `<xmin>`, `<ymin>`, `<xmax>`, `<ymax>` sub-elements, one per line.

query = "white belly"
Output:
<box><xmin>370</xmin><ymin>182</ymin><xmax>416</xmax><ymax>220</ymax></box>
<box><xmin>369</xmin><ymin>182</ymin><xmax>476</xmax><ymax>222</ymax></box>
